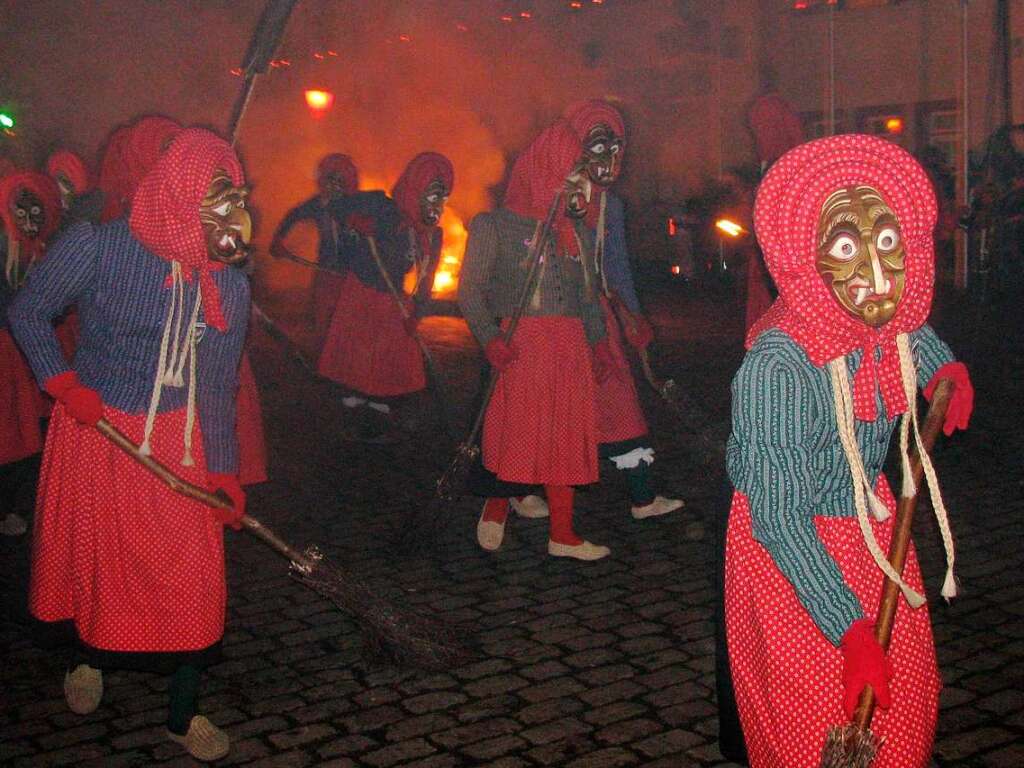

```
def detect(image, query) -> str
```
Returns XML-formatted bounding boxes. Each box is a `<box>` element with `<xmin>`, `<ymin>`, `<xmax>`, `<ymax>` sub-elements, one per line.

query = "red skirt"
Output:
<box><xmin>29</xmin><ymin>404</ymin><xmax>227</xmax><ymax>653</ymax></box>
<box><xmin>236</xmin><ymin>351</ymin><xmax>268</xmax><ymax>486</ymax></box>
<box><xmin>317</xmin><ymin>273</ymin><xmax>425</xmax><ymax>397</ymax></box>
<box><xmin>313</xmin><ymin>269</ymin><xmax>346</xmax><ymax>347</ymax></box>
<box><xmin>483</xmin><ymin>316</ymin><xmax>599</xmax><ymax>486</ymax></box>
<box><xmin>0</xmin><ymin>329</ymin><xmax>43</xmax><ymax>465</ymax></box>
<box><xmin>594</xmin><ymin>296</ymin><xmax>648</xmax><ymax>444</ymax></box>
<box><xmin>725</xmin><ymin>477</ymin><xmax>939</xmax><ymax>768</ymax></box>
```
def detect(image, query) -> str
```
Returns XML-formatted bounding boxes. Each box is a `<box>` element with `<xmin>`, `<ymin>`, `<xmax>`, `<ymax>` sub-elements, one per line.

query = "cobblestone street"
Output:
<box><xmin>2</xmin><ymin>281</ymin><xmax>1022</xmax><ymax>767</ymax></box>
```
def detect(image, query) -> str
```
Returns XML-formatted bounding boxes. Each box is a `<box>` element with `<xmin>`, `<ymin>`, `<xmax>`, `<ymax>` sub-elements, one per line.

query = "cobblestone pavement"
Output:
<box><xmin>2</xmin><ymin>280</ymin><xmax>1022</xmax><ymax>767</ymax></box>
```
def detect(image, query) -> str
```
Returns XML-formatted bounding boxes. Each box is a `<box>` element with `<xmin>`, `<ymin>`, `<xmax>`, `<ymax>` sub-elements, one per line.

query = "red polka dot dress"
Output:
<box><xmin>31</xmin><ymin>404</ymin><xmax>227</xmax><ymax>652</ymax></box>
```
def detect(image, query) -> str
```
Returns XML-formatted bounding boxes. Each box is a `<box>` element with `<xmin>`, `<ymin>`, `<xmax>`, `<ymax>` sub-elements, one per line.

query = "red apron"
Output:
<box><xmin>30</xmin><ymin>404</ymin><xmax>226</xmax><ymax>653</ymax></box>
<box><xmin>236</xmin><ymin>351</ymin><xmax>267</xmax><ymax>486</ymax></box>
<box><xmin>483</xmin><ymin>316</ymin><xmax>599</xmax><ymax>486</ymax></box>
<box><xmin>0</xmin><ymin>329</ymin><xmax>43</xmax><ymax>465</ymax></box>
<box><xmin>317</xmin><ymin>273</ymin><xmax>425</xmax><ymax>397</ymax></box>
<box><xmin>725</xmin><ymin>476</ymin><xmax>939</xmax><ymax>768</ymax></box>
<box><xmin>594</xmin><ymin>295</ymin><xmax>648</xmax><ymax>444</ymax></box>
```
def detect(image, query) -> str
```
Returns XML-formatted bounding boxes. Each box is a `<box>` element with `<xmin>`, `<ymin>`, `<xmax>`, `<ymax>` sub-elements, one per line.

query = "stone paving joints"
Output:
<box><xmin>2</xmin><ymin>290</ymin><xmax>1022</xmax><ymax>767</ymax></box>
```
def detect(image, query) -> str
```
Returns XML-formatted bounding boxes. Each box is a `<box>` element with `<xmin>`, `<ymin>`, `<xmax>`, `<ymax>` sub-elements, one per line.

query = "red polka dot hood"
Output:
<box><xmin>747</xmin><ymin>134</ymin><xmax>938</xmax><ymax>421</ymax></box>
<box><xmin>129</xmin><ymin>127</ymin><xmax>244</xmax><ymax>333</ymax></box>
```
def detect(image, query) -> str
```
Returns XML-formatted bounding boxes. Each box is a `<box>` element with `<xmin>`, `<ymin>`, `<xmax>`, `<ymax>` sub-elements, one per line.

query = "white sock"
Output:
<box><xmin>367</xmin><ymin>401</ymin><xmax>391</xmax><ymax>414</ymax></box>
<box><xmin>342</xmin><ymin>396</ymin><xmax>366</xmax><ymax>408</ymax></box>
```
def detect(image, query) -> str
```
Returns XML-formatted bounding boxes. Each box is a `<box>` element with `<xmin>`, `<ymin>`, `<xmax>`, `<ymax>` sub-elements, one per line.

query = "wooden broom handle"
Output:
<box><xmin>94</xmin><ymin>418</ymin><xmax>318</xmax><ymax>573</ymax></box>
<box><xmin>853</xmin><ymin>378</ymin><xmax>955</xmax><ymax>730</ymax></box>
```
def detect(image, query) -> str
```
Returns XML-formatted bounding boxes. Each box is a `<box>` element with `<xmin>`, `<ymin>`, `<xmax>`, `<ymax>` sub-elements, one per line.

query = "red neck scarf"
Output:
<box><xmin>391</xmin><ymin>151</ymin><xmax>454</xmax><ymax>257</ymax></box>
<box><xmin>748</xmin><ymin>134</ymin><xmax>938</xmax><ymax>422</ymax></box>
<box><xmin>45</xmin><ymin>149</ymin><xmax>92</xmax><ymax>196</ymax></box>
<box><xmin>504</xmin><ymin>121</ymin><xmax>582</xmax><ymax>256</ymax></box>
<box><xmin>129</xmin><ymin>128</ymin><xmax>244</xmax><ymax>332</ymax></box>
<box><xmin>318</xmin><ymin>153</ymin><xmax>360</xmax><ymax>195</ymax></box>
<box><xmin>0</xmin><ymin>170</ymin><xmax>62</xmax><ymax>260</ymax></box>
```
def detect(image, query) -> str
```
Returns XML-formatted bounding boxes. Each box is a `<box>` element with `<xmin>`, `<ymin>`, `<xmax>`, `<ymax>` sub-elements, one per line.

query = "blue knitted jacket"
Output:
<box><xmin>8</xmin><ymin>219</ymin><xmax>249</xmax><ymax>474</ymax></box>
<box><xmin>598</xmin><ymin>192</ymin><xmax>642</xmax><ymax>314</ymax></box>
<box><xmin>726</xmin><ymin>325</ymin><xmax>953</xmax><ymax>645</ymax></box>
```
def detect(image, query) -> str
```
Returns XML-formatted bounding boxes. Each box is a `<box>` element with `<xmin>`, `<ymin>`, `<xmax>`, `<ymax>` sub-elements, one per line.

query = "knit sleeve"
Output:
<box><xmin>602</xmin><ymin>194</ymin><xmax>642</xmax><ymax>315</ymax></box>
<box><xmin>196</xmin><ymin>271</ymin><xmax>250</xmax><ymax>475</ymax></box>
<box><xmin>728</xmin><ymin>334</ymin><xmax>863</xmax><ymax>646</ymax></box>
<box><xmin>458</xmin><ymin>213</ymin><xmax>501</xmax><ymax>347</ymax></box>
<box><xmin>8</xmin><ymin>222</ymin><xmax>97</xmax><ymax>385</ymax></box>
<box><xmin>273</xmin><ymin>196</ymin><xmax>320</xmax><ymax>241</ymax></box>
<box><xmin>910</xmin><ymin>324</ymin><xmax>955</xmax><ymax>390</ymax></box>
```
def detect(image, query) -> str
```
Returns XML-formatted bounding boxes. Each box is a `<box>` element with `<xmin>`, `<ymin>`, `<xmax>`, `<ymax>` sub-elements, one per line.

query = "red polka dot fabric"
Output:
<box><xmin>317</xmin><ymin>272</ymin><xmax>425</xmax><ymax>397</ymax></box>
<box><xmin>483</xmin><ymin>316</ymin><xmax>599</xmax><ymax>486</ymax></box>
<box><xmin>725</xmin><ymin>477</ymin><xmax>939</xmax><ymax>768</ymax></box>
<box><xmin>129</xmin><ymin>128</ymin><xmax>244</xmax><ymax>333</ymax></box>
<box><xmin>29</xmin><ymin>404</ymin><xmax>226</xmax><ymax>653</ymax></box>
<box><xmin>236</xmin><ymin>351</ymin><xmax>267</xmax><ymax>486</ymax></box>
<box><xmin>594</xmin><ymin>295</ymin><xmax>647</xmax><ymax>443</ymax></box>
<box><xmin>0</xmin><ymin>329</ymin><xmax>43</xmax><ymax>465</ymax></box>
<box><xmin>503</xmin><ymin>121</ymin><xmax>585</xmax><ymax>258</ymax></box>
<box><xmin>747</xmin><ymin>134</ymin><xmax>938</xmax><ymax>422</ymax></box>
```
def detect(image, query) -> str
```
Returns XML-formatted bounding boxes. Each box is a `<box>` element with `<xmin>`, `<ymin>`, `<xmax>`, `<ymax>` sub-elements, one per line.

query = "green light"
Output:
<box><xmin>0</xmin><ymin>113</ymin><xmax>13</xmax><ymax>129</ymax></box>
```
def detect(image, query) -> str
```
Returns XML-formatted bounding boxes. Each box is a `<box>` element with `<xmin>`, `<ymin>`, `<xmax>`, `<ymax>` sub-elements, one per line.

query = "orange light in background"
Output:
<box><xmin>715</xmin><ymin>218</ymin><xmax>746</xmax><ymax>237</ymax></box>
<box><xmin>667</xmin><ymin>217</ymin><xmax>676</xmax><ymax>236</ymax></box>
<box><xmin>304</xmin><ymin>89</ymin><xmax>335</xmax><ymax>114</ymax></box>
<box><xmin>671</xmin><ymin>265</ymin><xmax>681</xmax><ymax>275</ymax></box>
<box><xmin>520</xmin><ymin>11</ymin><xmax>532</xmax><ymax>19</ymax></box>
<box><xmin>432</xmin><ymin>210</ymin><xmax>467</xmax><ymax>297</ymax></box>
<box><xmin>884</xmin><ymin>117</ymin><xmax>905</xmax><ymax>135</ymax></box>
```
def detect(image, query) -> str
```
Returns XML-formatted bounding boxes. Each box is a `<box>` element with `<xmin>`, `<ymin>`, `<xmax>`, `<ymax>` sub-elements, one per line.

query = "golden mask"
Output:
<box><xmin>200</xmin><ymin>170</ymin><xmax>251</xmax><ymax>265</ymax></box>
<box><xmin>815</xmin><ymin>185</ymin><xmax>905</xmax><ymax>328</ymax></box>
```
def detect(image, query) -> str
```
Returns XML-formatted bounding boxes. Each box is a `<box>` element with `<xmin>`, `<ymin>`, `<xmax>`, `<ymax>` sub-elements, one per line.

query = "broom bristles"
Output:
<box><xmin>291</xmin><ymin>547</ymin><xmax>475</xmax><ymax>670</ymax></box>
<box><xmin>820</xmin><ymin>724</ymin><xmax>881</xmax><ymax>768</ymax></box>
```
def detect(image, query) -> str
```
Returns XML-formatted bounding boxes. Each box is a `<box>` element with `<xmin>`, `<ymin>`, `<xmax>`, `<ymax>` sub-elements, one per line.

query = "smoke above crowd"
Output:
<box><xmin>2</xmin><ymin>0</ymin><xmax>761</xmax><ymax>290</ymax></box>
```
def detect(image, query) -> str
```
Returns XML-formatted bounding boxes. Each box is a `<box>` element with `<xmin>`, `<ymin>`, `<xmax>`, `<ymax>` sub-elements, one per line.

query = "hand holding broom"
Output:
<box><xmin>820</xmin><ymin>378</ymin><xmax>955</xmax><ymax>768</ymax></box>
<box><xmin>93</xmin><ymin>418</ymin><xmax>474</xmax><ymax>669</ymax></box>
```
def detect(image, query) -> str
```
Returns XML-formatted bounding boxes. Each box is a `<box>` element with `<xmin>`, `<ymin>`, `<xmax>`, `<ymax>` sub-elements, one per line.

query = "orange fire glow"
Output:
<box><xmin>304</xmin><ymin>89</ymin><xmax>334</xmax><ymax>112</ymax></box>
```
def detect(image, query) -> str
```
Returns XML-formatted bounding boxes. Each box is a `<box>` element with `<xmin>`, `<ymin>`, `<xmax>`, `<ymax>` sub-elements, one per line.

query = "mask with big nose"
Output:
<box><xmin>13</xmin><ymin>189</ymin><xmax>45</xmax><ymax>239</ymax></box>
<box><xmin>200</xmin><ymin>170</ymin><xmax>252</xmax><ymax>266</ymax></box>
<box><xmin>815</xmin><ymin>185</ymin><xmax>906</xmax><ymax>328</ymax></box>
<box><xmin>419</xmin><ymin>178</ymin><xmax>449</xmax><ymax>227</ymax></box>
<box><xmin>581</xmin><ymin>123</ymin><xmax>623</xmax><ymax>187</ymax></box>
<box><xmin>563</xmin><ymin>165</ymin><xmax>591</xmax><ymax>220</ymax></box>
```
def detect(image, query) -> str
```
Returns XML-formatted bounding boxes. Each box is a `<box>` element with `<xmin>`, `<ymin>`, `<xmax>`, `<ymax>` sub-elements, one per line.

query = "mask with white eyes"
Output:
<box><xmin>200</xmin><ymin>170</ymin><xmax>252</xmax><ymax>266</ymax></box>
<box><xmin>13</xmin><ymin>189</ymin><xmax>45</xmax><ymax>239</ymax></box>
<box><xmin>580</xmin><ymin>123</ymin><xmax>624</xmax><ymax>187</ymax></box>
<box><xmin>815</xmin><ymin>185</ymin><xmax>906</xmax><ymax>328</ymax></box>
<box><xmin>419</xmin><ymin>178</ymin><xmax>449</xmax><ymax>227</ymax></box>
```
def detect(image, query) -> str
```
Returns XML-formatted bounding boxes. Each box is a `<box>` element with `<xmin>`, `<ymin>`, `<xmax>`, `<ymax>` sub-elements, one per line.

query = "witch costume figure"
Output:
<box><xmin>10</xmin><ymin>128</ymin><xmax>252</xmax><ymax>762</ymax></box>
<box><xmin>317</xmin><ymin>151</ymin><xmax>452</xmax><ymax>437</ymax></box>
<box><xmin>724</xmin><ymin>134</ymin><xmax>974</xmax><ymax>767</ymax></box>
<box><xmin>564</xmin><ymin>99</ymin><xmax>685</xmax><ymax>521</ymax></box>
<box><xmin>271</xmin><ymin>152</ymin><xmax>360</xmax><ymax>342</ymax></box>
<box><xmin>459</xmin><ymin>120</ymin><xmax>614</xmax><ymax>561</ymax></box>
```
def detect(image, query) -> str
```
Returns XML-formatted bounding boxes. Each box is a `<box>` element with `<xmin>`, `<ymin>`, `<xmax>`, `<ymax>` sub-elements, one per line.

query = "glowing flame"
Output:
<box><xmin>715</xmin><ymin>218</ymin><xmax>745</xmax><ymax>238</ymax></box>
<box><xmin>432</xmin><ymin>209</ymin><xmax>467</xmax><ymax>297</ymax></box>
<box><xmin>304</xmin><ymin>89</ymin><xmax>334</xmax><ymax>112</ymax></box>
<box><xmin>670</xmin><ymin>265</ymin><xmax>681</xmax><ymax>275</ymax></box>
<box><xmin>885</xmin><ymin>117</ymin><xmax>904</xmax><ymax>135</ymax></box>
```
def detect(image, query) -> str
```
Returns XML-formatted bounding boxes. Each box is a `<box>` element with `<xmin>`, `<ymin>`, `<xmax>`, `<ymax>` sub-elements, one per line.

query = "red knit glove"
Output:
<box><xmin>924</xmin><ymin>361</ymin><xmax>974</xmax><ymax>436</ymax></box>
<box><xmin>624</xmin><ymin>315</ymin><xmax>655</xmax><ymax>350</ymax></box>
<box><xmin>346</xmin><ymin>213</ymin><xmax>376</xmax><ymax>237</ymax></box>
<box><xmin>44</xmin><ymin>371</ymin><xmax>103</xmax><ymax>426</ymax></box>
<box><xmin>840</xmin><ymin>619</ymin><xmax>893</xmax><ymax>720</ymax></box>
<box><xmin>207</xmin><ymin>473</ymin><xmax>246</xmax><ymax>531</ymax></box>
<box><xmin>485</xmin><ymin>338</ymin><xmax>518</xmax><ymax>371</ymax></box>
<box><xmin>592</xmin><ymin>338</ymin><xmax>616</xmax><ymax>384</ymax></box>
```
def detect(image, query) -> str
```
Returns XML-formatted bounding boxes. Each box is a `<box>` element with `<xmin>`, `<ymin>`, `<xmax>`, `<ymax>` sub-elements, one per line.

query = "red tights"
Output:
<box><xmin>481</xmin><ymin>486</ymin><xmax>580</xmax><ymax>546</ymax></box>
